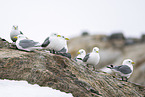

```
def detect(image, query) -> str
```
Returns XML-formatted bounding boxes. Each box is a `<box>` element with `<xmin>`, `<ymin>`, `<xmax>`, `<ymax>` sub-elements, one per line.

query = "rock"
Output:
<box><xmin>0</xmin><ymin>37</ymin><xmax>10</xmax><ymax>48</ymax></box>
<box><xmin>0</xmin><ymin>39</ymin><xmax>145</xmax><ymax>97</ymax></box>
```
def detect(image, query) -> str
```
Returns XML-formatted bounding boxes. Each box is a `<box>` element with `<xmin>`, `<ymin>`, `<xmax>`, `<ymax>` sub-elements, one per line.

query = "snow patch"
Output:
<box><xmin>0</xmin><ymin>79</ymin><xmax>73</xmax><ymax>97</ymax></box>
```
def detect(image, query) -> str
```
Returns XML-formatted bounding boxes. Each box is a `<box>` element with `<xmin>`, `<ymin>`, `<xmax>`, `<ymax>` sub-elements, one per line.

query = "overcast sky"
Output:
<box><xmin>0</xmin><ymin>0</ymin><xmax>145</xmax><ymax>43</ymax></box>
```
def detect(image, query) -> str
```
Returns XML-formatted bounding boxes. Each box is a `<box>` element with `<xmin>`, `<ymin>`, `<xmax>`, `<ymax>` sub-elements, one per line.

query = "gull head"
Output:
<box><xmin>57</xmin><ymin>35</ymin><xmax>69</xmax><ymax>40</ymax></box>
<box><xmin>13</xmin><ymin>35</ymin><xmax>27</xmax><ymax>40</ymax></box>
<box><xmin>122</xmin><ymin>59</ymin><xmax>135</xmax><ymax>65</ymax></box>
<box><xmin>50</xmin><ymin>33</ymin><xmax>58</xmax><ymax>37</ymax></box>
<box><xmin>77</xmin><ymin>49</ymin><xmax>86</xmax><ymax>55</ymax></box>
<box><xmin>62</xmin><ymin>36</ymin><xmax>69</xmax><ymax>40</ymax></box>
<box><xmin>12</xmin><ymin>25</ymin><xmax>18</xmax><ymax>30</ymax></box>
<box><xmin>92</xmin><ymin>47</ymin><xmax>99</xmax><ymax>53</ymax></box>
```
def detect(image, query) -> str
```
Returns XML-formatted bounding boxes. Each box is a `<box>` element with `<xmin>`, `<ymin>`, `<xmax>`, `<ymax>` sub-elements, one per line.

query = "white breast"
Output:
<box><xmin>87</xmin><ymin>53</ymin><xmax>100</xmax><ymax>66</ymax></box>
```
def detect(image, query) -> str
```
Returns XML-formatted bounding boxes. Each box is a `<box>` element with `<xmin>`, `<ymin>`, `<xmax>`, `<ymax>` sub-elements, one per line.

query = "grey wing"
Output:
<box><xmin>114</xmin><ymin>65</ymin><xmax>132</xmax><ymax>74</ymax></box>
<box><xmin>83</xmin><ymin>53</ymin><xmax>90</xmax><ymax>62</ymax></box>
<box><xmin>42</xmin><ymin>37</ymin><xmax>50</xmax><ymax>47</ymax></box>
<box><xmin>59</xmin><ymin>47</ymin><xmax>67</xmax><ymax>53</ymax></box>
<box><xmin>19</xmin><ymin>39</ymin><xmax>39</xmax><ymax>48</ymax></box>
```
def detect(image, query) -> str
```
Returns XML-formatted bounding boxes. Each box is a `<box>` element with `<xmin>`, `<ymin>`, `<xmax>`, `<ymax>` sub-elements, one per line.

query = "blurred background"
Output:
<box><xmin>0</xmin><ymin>0</ymin><xmax>145</xmax><ymax>85</ymax></box>
<box><xmin>68</xmin><ymin>32</ymin><xmax>145</xmax><ymax>86</ymax></box>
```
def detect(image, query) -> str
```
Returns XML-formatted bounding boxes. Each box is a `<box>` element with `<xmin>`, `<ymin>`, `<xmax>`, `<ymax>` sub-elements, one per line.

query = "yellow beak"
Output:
<box><xmin>13</xmin><ymin>36</ymin><xmax>18</xmax><ymax>39</ymax></box>
<box><xmin>131</xmin><ymin>62</ymin><xmax>135</xmax><ymax>64</ymax></box>
<box><xmin>57</xmin><ymin>35</ymin><xmax>61</xmax><ymax>37</ymax></box>
<box><xmin>96</xmin><ymin>51</ymin><xmax>99</xmax><ymax>53</ymax></box>
<box><xmin>65</xmin><ymin>38</ymin><xmax>69</xmax><ymax>40</ymax></box>
<box><xmin>15</xmin><ymin>27</ymin><xmax>16</xmax><ymax>30</ymax></box>
<box><xmin>77</xmin><ymin>52</ymin><xmax>81</xmax><ymax>54</ymax></box>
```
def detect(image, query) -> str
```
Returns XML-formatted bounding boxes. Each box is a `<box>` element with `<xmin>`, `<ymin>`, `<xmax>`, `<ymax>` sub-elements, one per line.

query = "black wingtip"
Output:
<box><xmin>107</xmin><ymin>64</ymin><xmax>114</xmax><ymax>68</ymax></box>
<box><xmin>1</xmin><ymin>38</ymin><xmax>6</xmax><ymax>41</ymax></box>
<box><xmin>77</xmin><ymin>58</ymin><xmax>82</xmax><ymax>60</ymax></box>
<box><xmin>110</xmin><ymin>64</ymin><xmax>113</xmax><ymax>67</ymax></box>
<box><xmin>41</xmin><ymin>37</ymin><xmax>50</xmax><ymax>47</ymax></box>
<box><xmin>20</xmin><ymin>31</ymin><xmax>23</xmax><ymax>34</ymax></box>
<box><xmin>41</xmin><ymin>44</ymin><xmax>46</xmax><ymax>47</ymax></box>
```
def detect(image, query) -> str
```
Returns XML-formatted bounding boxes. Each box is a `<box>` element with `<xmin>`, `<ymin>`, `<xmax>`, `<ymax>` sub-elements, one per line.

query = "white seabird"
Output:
<box><xmin>42</xmin><ymin>34</ymin><xmax>69</xmax><ymax>53</ymax></box>
<box><xmin>41</xmin><ymin>33</ymin><xmax>57</xmax><ymax>52</ymax></box>
<box><xmin>83</xmin><ymin>47</ymin><xmax>100</xmax><ymax>70</ymax></box>
<box><xmin>74</xmin><ymin>49</ymin><xmax>86</xmax><ymax>64</ymax></box>
<box><xmin>14</xmin><ymin>35</ymin><xmax>42</xmax><ymax>51</ymax></box>
<box><xmin>107</xmin><ymin>59</ymin><xmax>135</xmax><ymax>81</ymax></box>
<box><xmin>10</xmin><ymin>25</ymin><xmax>23</xmax><ymax>42</ymax></box>
<box><xmin>58</xmin><ymin>35</ymin><xmax>69</xmax><ymax>53</ymax></box>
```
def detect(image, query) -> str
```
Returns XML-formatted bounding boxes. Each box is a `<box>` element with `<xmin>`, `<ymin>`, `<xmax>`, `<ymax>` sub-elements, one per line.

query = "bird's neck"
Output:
<box><xmin>78</xmin><ymin>54</ymin><xmax>85</xmax><ymax>57</ymax></box>
<box><xmin>12</xmin><ymin>28</ymin><xmax>18</xmax><ymax>30</ymax></box>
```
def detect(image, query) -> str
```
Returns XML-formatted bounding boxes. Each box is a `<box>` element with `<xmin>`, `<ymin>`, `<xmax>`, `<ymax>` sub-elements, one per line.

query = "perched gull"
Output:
<box><xmin>74</xmin><ymin>49</ymin><xmax>86</xmax><ymax>64</ymax></box>
<box><xmin>14</xmin><ymin>35</ymin><xmax>42</xmax><ymax>51</ymax></box>
<box><xmin>42</xmin><ymin>34</ymin><xmax>69</xmax><ymax>53</ymax></box>
<box><xmin>41</xmin><ymin>33</ymin><xmax>57</xmax><ymax>53</ymax></box>
<box><xmin>59</xmin><ymin>35</ymin><xmax>69</xmax><ymax>53</ymax></box>
<box><xmin>107</xmin><ymin>59</ymin><xmax>135</xmax><ymax>81</ymax></box>
<box><xmin>83</xmin><ymin>47</ymin><xmax>100</xmax><ymax>70</ymax></box>
<box><xmin>10</xmin><ymin>25</ymin><xmax>23</xmax><ymax>42</ymax></box>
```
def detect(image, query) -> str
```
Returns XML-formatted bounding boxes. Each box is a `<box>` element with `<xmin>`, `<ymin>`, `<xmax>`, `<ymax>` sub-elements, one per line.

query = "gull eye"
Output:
<box><xmin>128</xmin><ymin>61</ymin><xmax>131</xmax><ymax>63</ymax></box>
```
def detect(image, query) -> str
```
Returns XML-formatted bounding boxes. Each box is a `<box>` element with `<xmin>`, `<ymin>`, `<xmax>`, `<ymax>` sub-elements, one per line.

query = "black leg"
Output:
<box><xmin>93</xmin><ymin>66</ymin><xmax>96</xmax><ymax>71</ymax></box>
<box><xmin>121</xmin><ymin>77</ymin><xmax>128</xmax><ymax>82</ymax></box>
<box><xmin>52</xmin><ymin>50</ymin><xmax>56</xmax><ymax>54</ymax></box>
<box><xmin>49</xmin><ymin>49</ymin><xmax>52</xmax><ymax>53</ymax></box>
<box><xmin>122</xmin><ymin>77</ymin><xmax>124</xmax><ymax>81</ymax></box>
<box><xmin>86</xmin><ymin>64</ymin><xmax>89</xmax><ymax>68</ymax></box>
<box><xmin>125</xmin><ymin>77</ymin><xmax>128</xmax><ymax>82</ymax></box>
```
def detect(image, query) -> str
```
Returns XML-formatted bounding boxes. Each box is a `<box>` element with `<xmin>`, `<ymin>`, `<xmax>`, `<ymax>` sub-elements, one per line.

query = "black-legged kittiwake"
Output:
<box><xmin>83</xmin><ymin>47</ymin><xmax>100</xmax><ymax>70</ymax></box>
<box><xmin>74</xmin><ymin>49</ymin><xmax>86</xmax><ymax>64</ymax></box>
<box><xmin>107</xmin><ymin>59</ymin><xmax>135</xmax><ymax>81</ymax></box>
<box><xmin>14</xmin><ymin>35</ymin><xmax>42</xmax><ymax>51</ymax></box>
<box><xmin>55</xmin><ymin>35</ymin><xmax>71</xmax><ymax>58</ymax></box>
<box><xmin>59</xmin><ymin>35</ymin><xmax>69</xmax><ymax>53</ymax></box>
<box><xmin>42</xmin><ymin>34</ymin><xmax>69</xmax><ymax>53</ymax></box>
<box><xmin>10</xmin><ymin>25</ymin><xmax>23</xmax><ymax>42</ymax></box>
